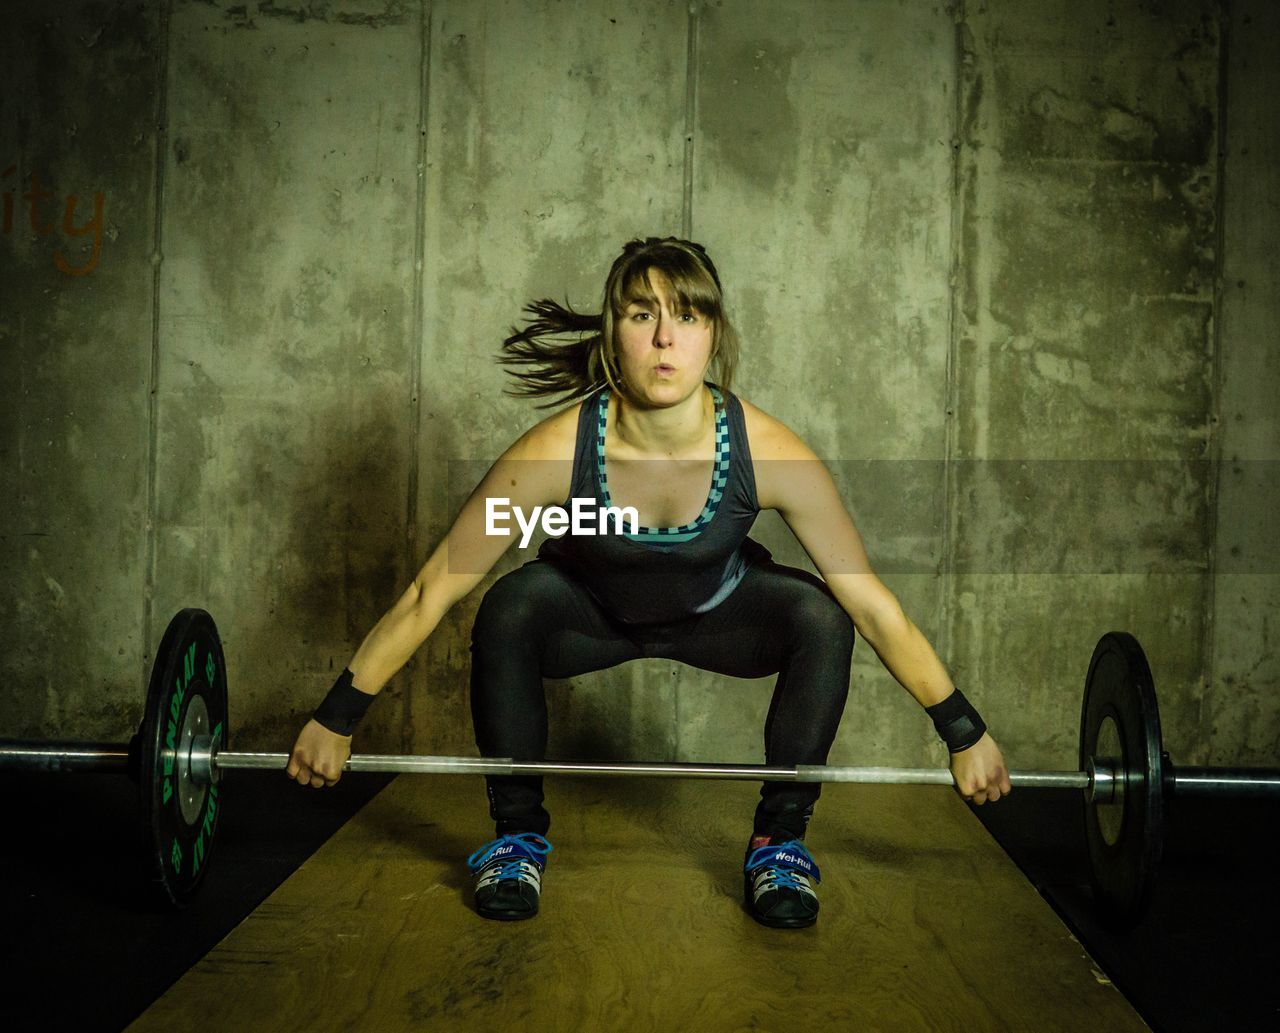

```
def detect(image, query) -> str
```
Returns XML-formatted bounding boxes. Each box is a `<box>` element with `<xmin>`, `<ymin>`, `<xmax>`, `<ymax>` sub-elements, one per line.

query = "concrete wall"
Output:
<box><xmin>155</xmin><ymin>0</ymin><xmax>421</xmax><ymax>752</ymax></box>
<box><xmin>692</xmin><ymin>0</ymin><xmax>956</xmax><ymax>768</ymax></box>
<box><xmin>1211</xmin><ymin>0</ymin><xmax>1280</xmax><ymax>766</ymax></box>
<box><xmin>2</xmin><ymin>1</ymin><xmax>1275</xmax><ymax>774</ymax></box>
<box><xmin>950</xmin><ymin>0</ymin><xmax>1222</xmax><ymax>771</ymax></box>
<box><xmin>1</xmin><ymin>3</ymin><xmax>161</xmax><ymax>736</ymax></box>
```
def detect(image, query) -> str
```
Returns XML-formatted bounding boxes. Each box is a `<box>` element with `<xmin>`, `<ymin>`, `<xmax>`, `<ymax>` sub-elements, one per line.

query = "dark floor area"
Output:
<box><xmin>2</xmin><ymin>768</ymin><xmax>394</xmax><ymax>1032</ymax></box>
<box><xmin>972</xmin><ymin>788</ymin><xmax>1280</xmax><ymax>1033</ymax></box>
<box><xmin>3</xmin><ymin>771</ymin><xmax>1277</xmax><ymax>1032</ymax></box>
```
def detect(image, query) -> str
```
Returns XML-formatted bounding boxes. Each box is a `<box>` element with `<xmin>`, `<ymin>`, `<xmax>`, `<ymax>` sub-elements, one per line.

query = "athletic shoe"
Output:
<box><xmin>466</xmin><ymin>833</ymin><xmax>553</xmax><ymax>921</ymax></box>
<box><xmin>744</xmin><ymin>837</ymin><xmax>821</xmax><ymax>929</ymax></box>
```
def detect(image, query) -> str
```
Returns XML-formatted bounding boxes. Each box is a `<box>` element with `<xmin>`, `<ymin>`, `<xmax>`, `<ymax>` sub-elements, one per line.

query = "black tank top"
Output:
<box><xmin>536</xmin><ymin>382</ymin><xmax>770</xmax><ymax>625</ymax></box>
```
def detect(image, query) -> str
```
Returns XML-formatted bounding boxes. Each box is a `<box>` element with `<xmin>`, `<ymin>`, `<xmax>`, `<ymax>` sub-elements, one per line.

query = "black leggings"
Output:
<box><xmin>469</xmin><ymin>557</ymin><xmax>856</xmax><ymax>841</ymax></box>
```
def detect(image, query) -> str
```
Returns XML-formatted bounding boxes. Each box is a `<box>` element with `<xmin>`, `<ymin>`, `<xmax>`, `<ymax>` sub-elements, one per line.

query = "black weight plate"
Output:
<box><xmin>139</xmin><ymin>608</ymin><xmax>228</xmax><ymax>908</ymax></box>
<box><xmin>1079</xmin><ymin>631</ymin><xmax>1164</xmax><ymax>927</ymax></box>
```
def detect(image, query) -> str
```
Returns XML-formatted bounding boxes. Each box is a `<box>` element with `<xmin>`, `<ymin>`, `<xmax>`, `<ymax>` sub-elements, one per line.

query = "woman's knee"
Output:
<box><xmin>784</xmin><ymin>576</ymin><xmax>855</xmax><ymax>654</ymax></box>
<box><xmin>471</xmin><ymin>563</ymin><xmax>562</xmax><ymax>648</ymax></box>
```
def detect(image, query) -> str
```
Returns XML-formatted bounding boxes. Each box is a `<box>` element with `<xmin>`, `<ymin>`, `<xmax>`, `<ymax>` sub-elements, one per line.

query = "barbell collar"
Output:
<box><xmin>1087</xmin><ymin>758</ymin><xmax>1117</xmax><ymax>804</ymax></box>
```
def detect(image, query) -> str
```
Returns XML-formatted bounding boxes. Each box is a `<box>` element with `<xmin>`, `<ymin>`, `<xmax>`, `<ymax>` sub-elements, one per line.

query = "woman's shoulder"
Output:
<box><xmin>505</xmin><ymin>395</ymin><xmax>588</xmax><ymax>463</ymax></box>
<box><xmin>735</xmin><ymin>393</ymin><xmax>817</xmax><ymax>462</ymax></box>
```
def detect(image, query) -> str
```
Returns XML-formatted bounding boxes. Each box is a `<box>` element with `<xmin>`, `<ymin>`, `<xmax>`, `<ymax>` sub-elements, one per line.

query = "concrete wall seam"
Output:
<box><xmin>404</xmin><ymin>0</ymin><xmax>434</xmax><ymax>753</ymax></box>
<box><xmin>682</xmin><ymin>1</ymin><xmax>700</xmax><ymax>239</ymax></box>
<box><xmin>1201</xmin><ymin>1</ymin><xmax>1231</xmax><ymax>731</ymax></box>
<box><xmin>939</xmin><ymin>3</ymin><xmax>970</xmax><ymax>667</ymax></box>
<box><xmin>142</xmin><ymin>0</ymin><xmax>175</xmax><ymax>692</ymax></box>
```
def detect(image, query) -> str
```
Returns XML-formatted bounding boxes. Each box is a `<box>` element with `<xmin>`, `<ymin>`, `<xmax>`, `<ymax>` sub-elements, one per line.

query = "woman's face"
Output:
<box><xmin>614</xmin><ymin>269</ymin><xmax>714</xmax><ymax>407</ymax></box>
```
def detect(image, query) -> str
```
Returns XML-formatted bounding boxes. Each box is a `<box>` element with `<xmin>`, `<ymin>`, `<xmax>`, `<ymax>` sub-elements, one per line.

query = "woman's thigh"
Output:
<box><xmin>471</xmin><ymin>560</ymin><xmax>643</xmax><ymax>679</ymax></box>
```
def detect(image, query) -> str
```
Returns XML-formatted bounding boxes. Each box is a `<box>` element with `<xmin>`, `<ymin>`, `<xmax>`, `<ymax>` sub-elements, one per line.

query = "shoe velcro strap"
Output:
<box><xmin>745</xmin><ymin>841</ymin><xmax>821</xmax><ymax>883</ymax></box>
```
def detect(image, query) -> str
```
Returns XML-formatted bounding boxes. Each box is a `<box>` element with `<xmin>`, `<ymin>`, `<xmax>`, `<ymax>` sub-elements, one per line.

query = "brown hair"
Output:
<box><xmin>498</xmin><ymin>236</ymin><xmax>740</xmax><ymax>408</ymax></box>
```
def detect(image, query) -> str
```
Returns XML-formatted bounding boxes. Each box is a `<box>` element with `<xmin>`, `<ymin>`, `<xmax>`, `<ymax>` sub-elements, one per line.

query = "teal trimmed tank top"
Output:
<box><xmin>535</xmin><ymin>382</ymin><xmax>770</xmax><ymax>625</ymax></box>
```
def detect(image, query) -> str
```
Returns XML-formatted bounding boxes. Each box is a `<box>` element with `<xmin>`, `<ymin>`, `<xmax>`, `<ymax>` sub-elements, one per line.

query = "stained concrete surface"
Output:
<box><xmin>1</xmin><ymin>2</ymin><xmax>1276</xmax><ymax>778</ymax></box>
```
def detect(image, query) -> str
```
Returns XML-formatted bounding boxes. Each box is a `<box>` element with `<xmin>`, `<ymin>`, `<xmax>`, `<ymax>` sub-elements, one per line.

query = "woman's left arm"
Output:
<box><xmin>747</xmin><ymin>406</ymin><xmax>1012</xmax><ymax>804</ymax></box>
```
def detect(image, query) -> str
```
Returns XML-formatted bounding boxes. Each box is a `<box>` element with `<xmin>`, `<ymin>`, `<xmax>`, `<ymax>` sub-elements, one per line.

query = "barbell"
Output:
<box><xmin>2</xmin><ymin>608</ymin><xmax>1277</xmax><ymax>923</ymax></box>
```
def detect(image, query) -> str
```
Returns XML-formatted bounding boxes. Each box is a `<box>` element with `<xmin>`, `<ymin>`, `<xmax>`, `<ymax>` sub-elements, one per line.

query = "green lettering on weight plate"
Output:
<box><xmin>192</xmin><ymin>784</ymin><xmax>219</xmax><ymax>875</ymax></box>
<box><xmin>169</xmin><ymin>676</ymin><xmax>185</xmax><ymax>723</ymax></box>
<box><xmin>164</xmin><ymin>674</ymin><xmax>186</xmax><ymax>776</ymax></box>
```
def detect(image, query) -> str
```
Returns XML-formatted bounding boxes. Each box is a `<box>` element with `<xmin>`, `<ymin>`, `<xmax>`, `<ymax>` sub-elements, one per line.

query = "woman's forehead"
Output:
<box><xmin>622</xmin><ymin>267</ymin><xmax>665</xmax><ymax>302</ymax></box>
<box><xmin>621</xmin><ymin>267</ymin><xmax>705</xmax><ymax>310</ymax></box>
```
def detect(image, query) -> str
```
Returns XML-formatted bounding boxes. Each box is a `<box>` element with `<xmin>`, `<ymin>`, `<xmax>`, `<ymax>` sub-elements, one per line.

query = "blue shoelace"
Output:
<box><xmin>745</xmin><ymin>839</ymin><xmax>820</xmax><ymax>890</ymax></box>
<box><xmin>467</xmin><ymin>833</ymin><xmax>553</xmax><ymax>879</ymax></box>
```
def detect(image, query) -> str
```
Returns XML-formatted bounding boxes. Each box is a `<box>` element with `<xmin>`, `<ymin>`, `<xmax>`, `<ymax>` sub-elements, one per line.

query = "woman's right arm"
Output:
<box><xmin>346</xmin><ymin>425</ymin><xmax>572</xmax><ymax>694</ymax></box>
<box><xmin>287</xmin><ymin>409</ymin><xmax>576</xmax><ymax>786</ymax></box>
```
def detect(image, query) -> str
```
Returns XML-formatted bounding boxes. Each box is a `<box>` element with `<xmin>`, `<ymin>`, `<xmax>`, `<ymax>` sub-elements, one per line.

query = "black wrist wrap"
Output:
<box><xmin>313</xmin><ymin>669</ymin><xmax>374</xmax><ymax>736</ymax></box>
<box><xmin>926</xmin><ymin>688</ymin><xmax>987</xmax><ymax>753</ymax></box>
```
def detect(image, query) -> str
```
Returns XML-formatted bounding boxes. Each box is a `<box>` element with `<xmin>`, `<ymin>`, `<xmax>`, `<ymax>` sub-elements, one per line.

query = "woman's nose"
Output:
<box><xmin>654</xmin><ymin>316</ymin><xmax>674</xmax><ymax>346</ymax></box>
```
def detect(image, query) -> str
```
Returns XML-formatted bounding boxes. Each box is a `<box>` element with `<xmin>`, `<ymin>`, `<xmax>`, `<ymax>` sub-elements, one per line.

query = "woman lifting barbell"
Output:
<box><xmin>287</xmin><ymin>236</ymin><xmax>1012</xmax><ymax>928</ymax></box>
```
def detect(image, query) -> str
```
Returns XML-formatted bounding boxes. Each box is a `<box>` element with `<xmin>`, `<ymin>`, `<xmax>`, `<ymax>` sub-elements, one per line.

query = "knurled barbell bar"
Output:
<box><xmin>2</xmin><ymin>608</ymin><xmax>1278</xmax><ymax>923</ymax></box>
